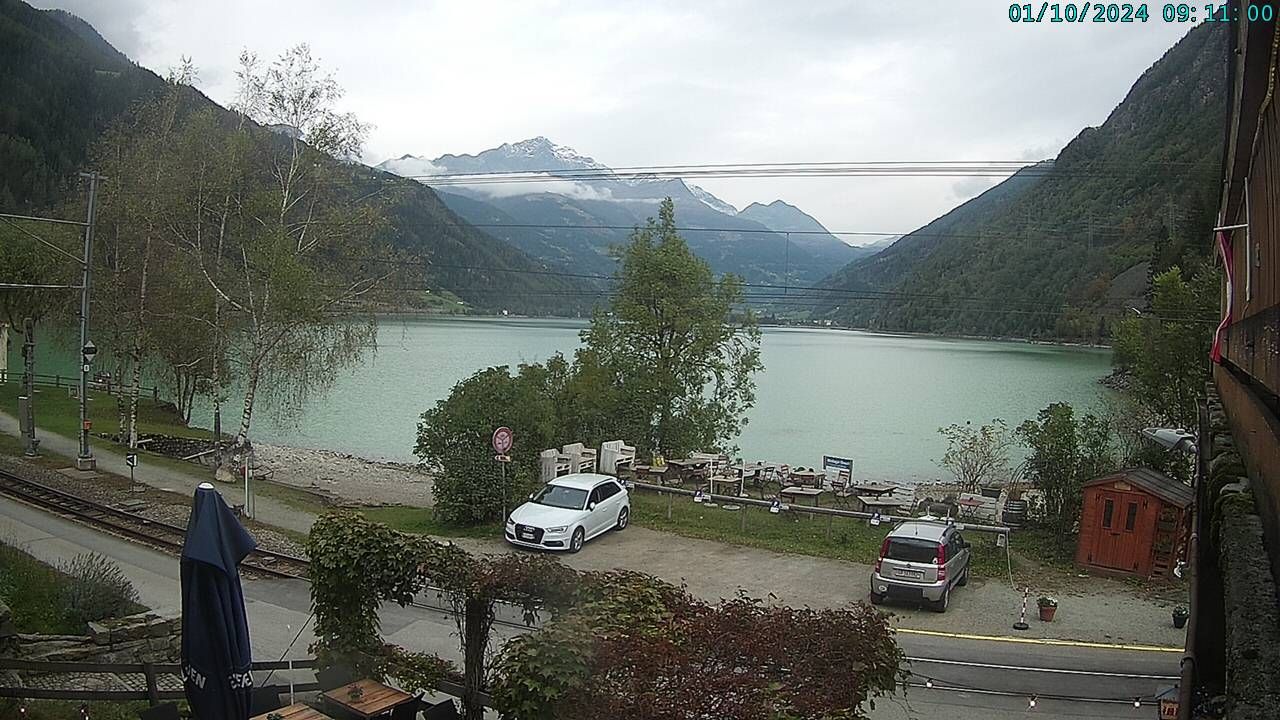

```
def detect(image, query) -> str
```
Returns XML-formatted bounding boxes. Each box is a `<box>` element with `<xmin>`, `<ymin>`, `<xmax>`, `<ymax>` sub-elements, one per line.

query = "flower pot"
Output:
<box><xmin>1173</xmin><ymin>612</ymin><xmax>1189</xmax><ymax>629</ymax></box>
<box><xmin>1038</xmin><ymin>605</ymin><xmax>1057</xmax><ymax>622</ymax></box>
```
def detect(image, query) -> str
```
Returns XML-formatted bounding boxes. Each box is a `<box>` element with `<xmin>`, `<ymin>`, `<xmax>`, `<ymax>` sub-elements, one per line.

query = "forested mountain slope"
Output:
<box><xmin>814</xmin><ymin>22</ymin><xmax>1228</xmax><ymax>340</ymax></box>
<box><xmin>0</xmin><ymin>0</ymin><xmax>585</xmax><ymax>314</ymax></box>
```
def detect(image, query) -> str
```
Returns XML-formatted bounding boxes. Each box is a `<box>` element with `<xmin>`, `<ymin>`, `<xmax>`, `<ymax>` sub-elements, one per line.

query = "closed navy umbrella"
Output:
<box><xmin>181</xmin><ymin>482</ymin><xmax>257</xmax><ymax>720</ymax></box>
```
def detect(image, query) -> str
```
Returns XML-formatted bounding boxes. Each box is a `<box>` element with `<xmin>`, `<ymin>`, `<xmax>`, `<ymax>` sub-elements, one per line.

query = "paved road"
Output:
<box><xmin>0</xmin><ymin>496</ymin><xmax>1179</xmax><ymax>718</ymax></box>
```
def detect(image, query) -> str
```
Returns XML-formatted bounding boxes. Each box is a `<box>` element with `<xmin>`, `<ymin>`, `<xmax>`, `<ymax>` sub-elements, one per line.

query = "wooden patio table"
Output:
<box><xmin>250</xmin><ymin>703</ymin><xmax>333</xmax><ymax>720</ymax></box>
<box><xmin>322</xmin><ymin>679</ymin><xmax>414</xmax><ymax>719</ymax></box>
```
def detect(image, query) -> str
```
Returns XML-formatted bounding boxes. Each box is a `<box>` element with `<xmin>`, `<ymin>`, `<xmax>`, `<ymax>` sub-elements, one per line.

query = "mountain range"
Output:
<box><xmin>0</xmin><ymin>0</ymin><xmax>584</xmax><ymax>315</ymax></box>
<box><xmin>2</xmin><ymin>0</ymin><xmax>1229</xmax><ymax>333</ymax></box>
<box><xmin>377</xmin><ymin>138</ymin><xmax>877</xmax><ymax>284</ymax></box>
<box><xmin>811</xmin><ymin>22</ymin><xmax>1228</xmax><ymax>340</ymax></box>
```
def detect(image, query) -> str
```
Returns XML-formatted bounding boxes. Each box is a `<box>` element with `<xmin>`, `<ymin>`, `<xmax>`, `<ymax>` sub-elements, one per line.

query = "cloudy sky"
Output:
<box><xmin>38</xmin><ymin>1</ymin><xmax>1192</xmax><ymax>241</ymax></box>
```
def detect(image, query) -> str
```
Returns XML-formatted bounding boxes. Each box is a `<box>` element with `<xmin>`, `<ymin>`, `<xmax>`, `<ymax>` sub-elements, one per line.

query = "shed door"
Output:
<box><xmin>1093</xmin><ymin>490</ymin><xmax>1145</xmax><ymax>571</ymax></box>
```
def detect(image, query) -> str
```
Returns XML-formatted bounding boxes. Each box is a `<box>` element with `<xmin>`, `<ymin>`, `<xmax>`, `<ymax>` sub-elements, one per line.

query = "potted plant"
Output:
<box><xmin>347</xmin><ymin>683</ymin><xmax>365</xmax><ymax>701</ymax></box>
<box><xmin>1172</xmin><ymin>606</ymin><xmax>1189</xmax><ymax>629</ymax></box>
<box><xmin>1037</xmin><ymin>596</ymin><xmax>1058</xmax><ymax>622</ymax></box>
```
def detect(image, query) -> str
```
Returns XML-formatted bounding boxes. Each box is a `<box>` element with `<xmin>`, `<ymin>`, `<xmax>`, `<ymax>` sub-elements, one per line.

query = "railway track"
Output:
<box><xmin>0</xmin><ymin>468</ymin><xmax>538</xmax><ymax>630</ymax></box>
<box><xmin>0</xmin><ymin>468</ymin><xmax>310</xmax><ymax>579</ymax></box>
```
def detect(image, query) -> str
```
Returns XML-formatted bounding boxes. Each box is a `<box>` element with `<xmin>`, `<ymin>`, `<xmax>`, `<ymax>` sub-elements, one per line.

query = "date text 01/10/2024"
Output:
<box><xmin>1008</xmin><ymin>3</ymin><xmax>1276</xmax><ymax>23</ymax></box>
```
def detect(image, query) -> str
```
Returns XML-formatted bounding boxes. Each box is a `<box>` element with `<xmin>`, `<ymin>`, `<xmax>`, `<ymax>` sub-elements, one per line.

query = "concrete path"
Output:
<box><xmin>0</xmin><ymin>410</ymin><xmax>317</xmax><ymax>534</ymax></box>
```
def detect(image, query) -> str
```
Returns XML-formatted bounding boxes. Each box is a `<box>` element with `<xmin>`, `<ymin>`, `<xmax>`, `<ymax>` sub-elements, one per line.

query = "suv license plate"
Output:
<box><xmin>897</xmin><ymin>569</ymin><xmax>924</xmax><ymax>579</ymax></box>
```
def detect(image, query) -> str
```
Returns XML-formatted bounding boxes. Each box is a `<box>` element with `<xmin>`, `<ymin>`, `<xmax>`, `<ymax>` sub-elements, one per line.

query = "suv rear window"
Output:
<box><xmin>885</xmin><ymin>537</ymin><xmax>940</xmax><ymax>563</ymax></box>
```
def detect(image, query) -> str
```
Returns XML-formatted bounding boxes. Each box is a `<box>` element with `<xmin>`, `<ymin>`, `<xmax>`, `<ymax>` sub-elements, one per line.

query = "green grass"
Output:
<box><xmin>0</xmin><ymin>380</ymin><xmax>209</xmax><ymax>441</ymax></box>
<box><xmin>359</xmin><ymin>505</ymin><xmax>502</xmax><ymax>539</ymax></box>
<box><xmin>629</xmin><ymin>490</ymin><xmax>1015</xmax><ymax>579</ymax></box>
<box><xmin>0</xmin><ymin>543</ymin><xmax>81</xmax><ymax>634</ymax></box>
<box><xmin>0</xmin><ymin>543</ymin><xmax>148</xmax><ymax>634</ymax></box>
<box><xmin>254</xmin><ymin>480</ymin><xmax>331</xmax><ymax>515</ymax></box>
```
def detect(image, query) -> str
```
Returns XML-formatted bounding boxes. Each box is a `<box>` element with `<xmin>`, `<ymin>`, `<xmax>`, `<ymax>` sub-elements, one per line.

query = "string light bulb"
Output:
<box><xmin>1134</xmin><ymin>697</ymin><xmax>1142</xmax><ymax>708</ymax></box>
<box><xmin>925</xmin><ymin>678</ymin><xmax>934</xmax><ymax>689</ymax></box>
<box><xmin>1028</xmin><ymin>695</ymin><xmax>1038</xmax><ymax>709</ymax></box>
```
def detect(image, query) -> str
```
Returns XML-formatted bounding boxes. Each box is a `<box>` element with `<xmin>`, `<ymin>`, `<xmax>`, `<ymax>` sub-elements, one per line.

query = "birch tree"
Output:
<box><xmin>194</xmin><ymin>44</ymin><xmax>394</xmax><ymax>444</ymax></box>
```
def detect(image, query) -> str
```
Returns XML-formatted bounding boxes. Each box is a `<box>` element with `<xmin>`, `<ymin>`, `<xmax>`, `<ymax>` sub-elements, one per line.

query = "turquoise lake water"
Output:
<box><xmin>7</xmin><ymin>317</ymin><xmax>1114</xmax><ymax>483</ymax></box>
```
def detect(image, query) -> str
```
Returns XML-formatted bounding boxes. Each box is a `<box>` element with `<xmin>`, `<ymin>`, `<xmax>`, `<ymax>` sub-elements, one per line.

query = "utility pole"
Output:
<box><xmin>21</xmin><ymin>318</ymin><xmax>38</xmax><ymax>457</ymax></box>
<box><xmin>76</xmin><ymin>171</ymin><xmax>104</xmax><ymax>471</ymax></box>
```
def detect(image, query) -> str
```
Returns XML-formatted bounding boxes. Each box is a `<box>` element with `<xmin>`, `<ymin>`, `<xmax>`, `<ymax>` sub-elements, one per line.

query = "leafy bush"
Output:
<box><xmin>59</xmin><ymin>553</ymin><xmax>140</xmax><ymax>626</ymax></box>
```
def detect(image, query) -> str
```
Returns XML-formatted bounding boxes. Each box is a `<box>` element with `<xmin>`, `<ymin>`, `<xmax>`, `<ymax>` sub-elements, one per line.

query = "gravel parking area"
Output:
<box><xmin>446</xmin><ymin>526</ymin><xmax>1187</xmax><ymax>647</ymax></box>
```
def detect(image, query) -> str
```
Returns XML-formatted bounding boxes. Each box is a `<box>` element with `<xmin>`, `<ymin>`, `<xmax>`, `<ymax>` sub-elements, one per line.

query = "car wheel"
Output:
<box><xmin>616</xmin><ymin>507</ymin><xmax>630</xmax><ymax>531</ymax></box>
<box><xmin>869</xmin><ymin>591</ymin><xmax>885</xmax><ymax>605</ymax></box>
<box><xmin>569</xmin><ymin>527</ymin><xmax>585</xmax><ymax>553</ymax></box>
<box><xmin>957</xmin><ymin>568</ymin><xmax>969</xmax><ymax>587</ymax></box>
<box><xmin>931</xmin><ymin>585</ymin><xmax>950</xmax><ymax>613</ymax></box>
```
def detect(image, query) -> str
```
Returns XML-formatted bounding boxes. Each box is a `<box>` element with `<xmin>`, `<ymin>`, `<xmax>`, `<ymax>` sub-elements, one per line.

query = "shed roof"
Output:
<box><xmin>1084</xmin><ymin>468</ymin><xmax>1192</xmax><ymax>509</ymax></box>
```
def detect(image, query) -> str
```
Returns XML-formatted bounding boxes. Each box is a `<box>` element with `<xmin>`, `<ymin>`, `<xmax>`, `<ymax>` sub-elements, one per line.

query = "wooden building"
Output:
<box><xmin>1192</xmin><ymin>3</ymin><xmax>1280</xmax><ymax>716</ymax></box>
<box><xmin>1075</xmin><ymin>468</ymin><xmax>1191</xmax><ymax>579</ymax></box>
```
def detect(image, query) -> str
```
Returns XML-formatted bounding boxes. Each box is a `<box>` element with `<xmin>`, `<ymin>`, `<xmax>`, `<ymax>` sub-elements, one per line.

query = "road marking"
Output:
<box><xmin>905</xmin><ymin>656</ymin><xmax>1179</xmax><ymax>679</ymax></box>
<box><xmin>896</xmin><ymin>627</ymin><xmax>1182</xmax><ymax>652</ymax></box>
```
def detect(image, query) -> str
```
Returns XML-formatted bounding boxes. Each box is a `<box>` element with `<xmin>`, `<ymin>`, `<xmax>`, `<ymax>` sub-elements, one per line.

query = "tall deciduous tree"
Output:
<box><xmin>178</xmin><ymin>44</ymin><xmax>394</xmax><ymax>444</ymax></box>
<box><xmin>579</xmin><ymin>198</ymin><xmax>761</xmax><ymax>457</ymax></box>
<box><xmin>414</xmin><ymin>360</ymin><xmax>569</xmax><ymax>525</ymax></box>
<box><xmin>1017</xmin><ymin>402</ymin><xmax>1117</xmax><ymax>539</ymax></box>
<box><xmin>1112</xmin><ymin>265</ymin><xmax>1217</xmax><ymax>430</ymax></box>
<box><xmin>936</xmin><ymin>420</ymin><xmax>1014</xmax><ymax>492</ymax></box>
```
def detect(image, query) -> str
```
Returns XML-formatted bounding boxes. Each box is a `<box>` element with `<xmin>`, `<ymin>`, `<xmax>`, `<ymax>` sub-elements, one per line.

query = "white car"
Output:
<box><xmin>505</xmin><ymin>473</ymin><xmax>630</xmax><ymax>552</ymax></box>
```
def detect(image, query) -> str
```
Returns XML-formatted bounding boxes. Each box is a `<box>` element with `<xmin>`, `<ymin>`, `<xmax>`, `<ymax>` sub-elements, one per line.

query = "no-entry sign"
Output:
<box><xmin>492</xmin><ymin>426</ymin><xmax>513</xmax><ymax>455</ymax></box>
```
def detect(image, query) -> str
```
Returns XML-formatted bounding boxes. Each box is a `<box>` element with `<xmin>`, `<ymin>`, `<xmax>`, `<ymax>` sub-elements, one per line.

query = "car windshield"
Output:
<box><xmin>532</xmin><ymin>484</ymin><xmax>588</xmax><ymax>510</ymax></box>
<box><xmin>885</xmin><ymin>537</ymin><xmax>939</xmax><ymax>564</ymax></box>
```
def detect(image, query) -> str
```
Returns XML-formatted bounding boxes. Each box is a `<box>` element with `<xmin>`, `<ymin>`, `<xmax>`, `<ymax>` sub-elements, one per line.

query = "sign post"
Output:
<box><xmin>125</xmin><ymin>452</ymin><xmax>139</xmax><ymax>492</ymax></box>
<box><xmin>493</xmin><ymin>427</ymin><xmax>514</xmax><ymax>519</ymax></box>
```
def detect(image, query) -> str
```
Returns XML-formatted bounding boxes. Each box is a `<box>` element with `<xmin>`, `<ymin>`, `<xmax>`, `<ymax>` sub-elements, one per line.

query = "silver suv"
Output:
<box><xmin>869</xmin><ymin>520</ymin><xmax>971</xmax><ymax>612</ymax></box>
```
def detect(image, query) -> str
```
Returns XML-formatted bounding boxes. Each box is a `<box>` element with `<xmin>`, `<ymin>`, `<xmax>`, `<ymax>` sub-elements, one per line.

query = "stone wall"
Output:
<box><xmin>1205</xmin><ymin>388</ymin><xmax>1280</xmax><ymax>720</ymax></box>
<box><xmin>1</xmin><ymin>606</ymin><xmax>181</xmax><ymax>665</ymax></box>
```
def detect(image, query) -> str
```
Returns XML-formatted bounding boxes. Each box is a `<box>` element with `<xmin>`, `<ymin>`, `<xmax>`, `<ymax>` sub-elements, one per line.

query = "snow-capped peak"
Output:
<box><xmin>501</xmin><ymin>137</ymin><xmax>606</xmax><ymax>170</ymax></box>
<box><xmin>687</xmin><ymin>183</ymin><xmax>738</xmax><ymax>215</ymax></box>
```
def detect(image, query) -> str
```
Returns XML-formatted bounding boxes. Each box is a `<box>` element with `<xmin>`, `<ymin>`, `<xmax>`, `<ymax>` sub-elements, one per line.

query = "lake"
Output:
<box><xmin>7</xmin><ymin>318</ymin><xmax>1114</xmax><ymax>483</ymax></box>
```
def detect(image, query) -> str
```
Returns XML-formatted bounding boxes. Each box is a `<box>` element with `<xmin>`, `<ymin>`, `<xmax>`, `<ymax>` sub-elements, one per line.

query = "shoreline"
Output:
<box><xmin>367</xmin><ymin>310</ymin><xmax>1115</xmax><ymax>349</ymax></box>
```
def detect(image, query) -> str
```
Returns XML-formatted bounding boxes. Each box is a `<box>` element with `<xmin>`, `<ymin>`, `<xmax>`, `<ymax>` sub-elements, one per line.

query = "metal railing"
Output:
<box><xmin>0</xmin><ymin>371</ymin><xmax>163</xmax><ymax>401</ymax></box>
<box><xmin>0</xmin><ymin>657</ymin><xmax>485</xmax><ymax>707</ymax></box>
<box><xmin>0</xmin><ymin>658</ymin><xmax>317</xmax><ymax>704</ymax></box>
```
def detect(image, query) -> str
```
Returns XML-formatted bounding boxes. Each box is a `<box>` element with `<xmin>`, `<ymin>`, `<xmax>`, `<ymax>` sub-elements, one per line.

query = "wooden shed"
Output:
<box><xmin>1075</xmin><ymin>468</ymin><xmax>1192</xmax><ymax>579</ymax></box>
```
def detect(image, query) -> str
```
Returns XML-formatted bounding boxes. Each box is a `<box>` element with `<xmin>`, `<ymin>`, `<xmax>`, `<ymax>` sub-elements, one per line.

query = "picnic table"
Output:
<box><xmin>322</xmin><ymin>679</ymin><xmax>415</xmax><ymax>719</ymax></box>
<box><xmin>789</xmin><ymin>469</ymin><xmax>822</xmax><ymax>488</ymax></box>
<box><xmin>855</xmin><ymin>496</ymin><xmax>905</xmax><ymax>515</ymax></box>
<box><xmin>667</xmin><ymin>458</ymin><xmax>711</xmax><ymax>484</ymax></box>
<box><xmin>251</xmin><ymin>704</ymin><xmax>332</xmax><ymax>720</ymax></box>
<box><xmin>780</xmin><ymin>485</ymin><xmax>825</xmax><ymax>509</ymax></box>
<box><xmin>631</xmin><ymin>464</ymin><xmax>672</xmax><ymax>485</ymax></box>
<box><xmin>848</xmin><ymin>483</ymin><xmax>899</xmax><ymax>497</ymax></box>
